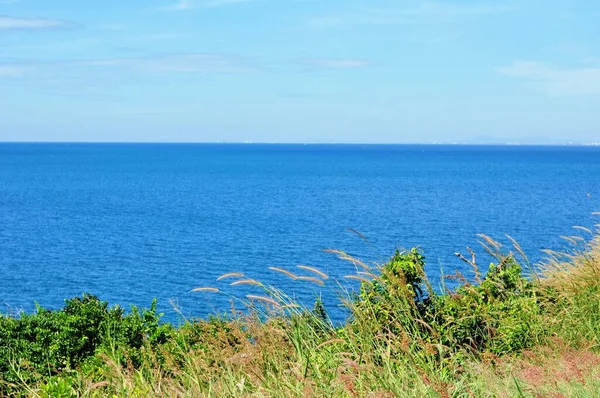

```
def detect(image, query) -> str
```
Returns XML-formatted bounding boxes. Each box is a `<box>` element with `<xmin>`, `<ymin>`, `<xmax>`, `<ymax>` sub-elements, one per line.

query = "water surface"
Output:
<box><xmin>1</xmin><ymin>144</ymin><xmax>599</xmax><ymax>322</ymax></box>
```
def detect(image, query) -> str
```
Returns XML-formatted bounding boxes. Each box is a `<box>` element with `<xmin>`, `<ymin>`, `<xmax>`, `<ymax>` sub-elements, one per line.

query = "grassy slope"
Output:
<box><xmin>2</xmin><ymin>232</ymin><xmax>600</xmax><ymax>397</ymax></box>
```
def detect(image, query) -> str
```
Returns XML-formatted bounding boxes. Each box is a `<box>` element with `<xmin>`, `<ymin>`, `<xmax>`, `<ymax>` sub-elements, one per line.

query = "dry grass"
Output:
<box><xmin>14</xmin><ymin>228</ymin><xmax>600</xmax><ymax>397</ymax></box>
<box><xmin>467</xmin><ymin>340</ymin><xmax>600</xmax><ymax>397</ymax></box>
<box><xmin>296</xmin><ymin>265</ymin><xmax>329</xmax><ymax>280</ymax></box>
<box><xmin>217</xmin><ymin>272</ymin><xmax>245</xmax><ymax>281</ymax></box>
<box><xmin>268</xmin><ymin>267</ymin><xmax>299</xmax><ymax>280</ymax></box>
<box><xmin>540</xmin><ymin>233</ymin><xmax>600</xmax><ymax>294</ymax></box>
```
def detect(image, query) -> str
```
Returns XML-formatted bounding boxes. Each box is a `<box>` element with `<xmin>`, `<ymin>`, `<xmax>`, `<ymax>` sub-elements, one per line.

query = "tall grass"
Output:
<box><xmin>2</xmin><ymin>229</ymin><xmax>600</xmax><ymax>397</ymax></box>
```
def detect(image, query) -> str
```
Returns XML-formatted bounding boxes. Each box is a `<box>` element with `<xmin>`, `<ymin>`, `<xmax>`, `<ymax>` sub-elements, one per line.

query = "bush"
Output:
<box><xmin>350</xmin><ymin>247</ymin><xmax>544</xmax><ymax>359</ymax></box>
<box><xmin>0</xmin><ymin>294</ymin><xmax>172</xmax><ymax>394</ymax></box>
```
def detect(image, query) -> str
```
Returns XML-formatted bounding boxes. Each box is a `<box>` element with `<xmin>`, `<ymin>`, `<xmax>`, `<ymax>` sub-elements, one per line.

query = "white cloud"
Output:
<box><xmin>497</xmin><ymin>61</ymin><xmax>600</xmax><ymax>96</ymax></box>
<box><xmin>161</xmin><ymin>0</ymin><xmax>251</xmax><ymax>11</ymax></box>
<box><xmin>300</xmin><ymin>58</ymin><xmax>369</xmax><ymax>69</ymax></box>
<box><xmin>306</xmin><ymin>1</ymin><xmax>514</xmax><ymax>28</ymax></box>
<box><xmin>0</xmin><ymin>15</ymin><xmax>67</xmax><ymax>29</ymax></box>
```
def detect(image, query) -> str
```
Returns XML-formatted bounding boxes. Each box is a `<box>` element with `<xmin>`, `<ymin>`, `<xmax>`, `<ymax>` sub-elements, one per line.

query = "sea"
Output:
<box><xmin>1</xmin><ymin>143</ymin><xmax>599</xmax><ymax>324</ymax></box>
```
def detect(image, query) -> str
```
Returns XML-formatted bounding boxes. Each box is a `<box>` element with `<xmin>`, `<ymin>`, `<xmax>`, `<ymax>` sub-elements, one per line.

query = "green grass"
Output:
<box><xmin>2</xmin><ymin>231</ymin><xmax>600</xmax><ymax>397</ymax></box>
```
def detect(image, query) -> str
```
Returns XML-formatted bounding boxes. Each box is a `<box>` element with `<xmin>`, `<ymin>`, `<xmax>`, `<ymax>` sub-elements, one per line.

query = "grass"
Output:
<box><xmin>2</xmin><ymin>229</ymin><xmax>600</xmax><ymax>397</ymax></box>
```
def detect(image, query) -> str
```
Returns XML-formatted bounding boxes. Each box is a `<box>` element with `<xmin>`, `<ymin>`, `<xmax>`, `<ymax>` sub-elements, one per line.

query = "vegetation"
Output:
<box><xmin>2</xmin><ymin>230</ymin><xmax>600</xmax><ymax>397</ymax></box>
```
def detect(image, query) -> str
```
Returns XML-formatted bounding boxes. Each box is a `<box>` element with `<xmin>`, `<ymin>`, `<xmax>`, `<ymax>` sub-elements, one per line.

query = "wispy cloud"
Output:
<box><xmin>0</xmin><ymin>15</ymin><xmax>68</xmax><ymax>29</ymax></box>
<box><xmin>0</xmin><ymin>56</ymin><xmax>247</xmax><ymax>100</ymax></box>
<box><xmin>0</xmin><ymin>53</ymin><xmax>372</xmax><ymax>82</ymax></box>
<box><xmin>130</xmin><ymin>33</ymin><xmax>187</xmax><ymax>42</ymax></box>
<box><xmin>0</xmin><ymin>65</ymin><xmax>26</xmax><ymax>77</ymax></box>
<box><xmin>76</xmin><ymin>53</ymin><xmax>257</xmax><ymax>74</ymax></box>
<box><xmin>160</xmin><ymin>0</ymin><xmax>251</xmax><ymax>11</ymax></box>
<box><xmin>299</xmin><ymin>58</ymin><xmax>369</xmax><ymax>69</ymax></box>
<box><xmin>497</xmin><ymin>61</ymin><xmax>600</xmax><ymax>96</ymax></box>
<box><xmin>306</xmin><ymin>1</ymin><xmax>514</xmax><ymax>28</ymax></box>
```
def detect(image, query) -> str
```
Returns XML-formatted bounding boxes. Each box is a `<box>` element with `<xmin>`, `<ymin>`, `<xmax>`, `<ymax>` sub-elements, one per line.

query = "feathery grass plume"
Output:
<box><xmin>90</xmin><ymin>381</ymin><xmax>109</xmax><ymax>390</ymax></box>
<box><xmin>560</xmin><ymin>236</ymin><xmax>581</xmax><ymax>245</ymax></box>
<box><xmin>505</xmin><ymin>234</ymin><xmax>538</xmax><ymax>278</ymax></box>
<box><xmin>573</xmin><ymin>226</ymin><xmax>594</xmax><ymax>235</ymax></box>
<box><xmin>477</xmin><ymin>234</ymin><xmax>506</xmax><ymax>262</ymax></box>
<box><xmin>346</xmin><ymin>227</ymin><xmax>368</xmax><ymax>242</ymax></box>
<box><xmin>217</xmin><ymin>272</ymin><xmax>244</xmax><ymax>281</ymax></box>
<box><xmin>280</xmin><ymin>304</ymin><xmax>301</xmax><ymax>310</ymax></box>
<box><xmin>356</xmin><ymin>271</ymin><xmax>378</xmax><ymax>279</ymax></box>
<box><xmin>478</xmin><ymin>233</ymin><xmax>502</xmax><ymax>251</ymax></box>
<box><xmin>541</xmin><ymin>249</ymin><xmax>560</xmax><ymax>258</ymax></box>
<box><xmin>478</xmin><ymin>234</ymin><xmax>519</xmax><ymax>270</ymax></box>
<box><xmin>245</xmin><ymin>295</ymin><xmax>281</xmax><ymax>308</ymax></box>
<box><xmin>324</xmin><ymin>249</ymin><xmax>371</xmax><ymax>271</ymax></box>
<box><xmin>315</xmin><ymin>339</ymin><xmax>345</xmax><ymax>350</ymax></box>
<box><xmin>344</xmin><ymin>275</ymin><xmax>372</xmax><ymax>283</ymax></box>
<box><xmin>506</xmin><ymin>235</ymin><xmax>528</xmax><ymax>263</ymax></box>
<box><xmin>231</xmin><ymin>279</ymin><xmax>262</xmax><ymax>286</ymax></box>
<box><xmin>297</xmin><ymin>276</ymin><xmax>325</xmax><ymax>286</ymax></box>
<box><xmin>296</xmin><ymin>265</ymin><xmax>329</xmax><ymax>280</ymax></box>
<box><xmin>544</xmin><ymin>232</ymin><xmax>600</xmax><ymax>283</ymax></box>
<box><xmin>268</xmin><ymin>267</ymin><xmax>299</xmax><ymax>280</ymax></box>
<box><xmin>190</xmin><ymin>287</ymin><xmax>220</xmax><ymax>293</ymax></box>
<box><xmin>541</xmin><ymin>232</ymin><xmax>600</xmax><ymax>293</ymax></box>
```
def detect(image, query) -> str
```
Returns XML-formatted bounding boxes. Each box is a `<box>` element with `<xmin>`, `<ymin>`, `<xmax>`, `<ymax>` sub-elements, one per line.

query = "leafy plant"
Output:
<box><xmin>0</xmin><ymin>294</ymin><xmax>171</xmax><ymax>395</ymax></box>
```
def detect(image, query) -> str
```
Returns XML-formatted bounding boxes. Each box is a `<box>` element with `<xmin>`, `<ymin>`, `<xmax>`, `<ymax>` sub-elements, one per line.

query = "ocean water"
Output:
<box><xmin>1</xmin><ymin>143</ymin><xmax>599</xmax><ymax>323</ymax></box>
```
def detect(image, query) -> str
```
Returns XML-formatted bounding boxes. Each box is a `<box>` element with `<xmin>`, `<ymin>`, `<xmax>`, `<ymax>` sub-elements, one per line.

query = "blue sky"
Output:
<box><xmin>1</xmin><ymin>0</ymin><xmax>599</xmax><ymax>143</ymax></box>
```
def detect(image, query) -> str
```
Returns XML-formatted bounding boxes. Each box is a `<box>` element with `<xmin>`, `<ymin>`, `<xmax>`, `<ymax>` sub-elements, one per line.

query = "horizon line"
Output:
<box><xmin>1</xmin><ymin>141</ymin><xmax>600</xmax><ymax>147</ymax></box>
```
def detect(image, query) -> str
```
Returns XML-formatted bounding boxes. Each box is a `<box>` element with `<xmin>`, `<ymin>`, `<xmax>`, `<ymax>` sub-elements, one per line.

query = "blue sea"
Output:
<box><xmin>1</xmin><ymin>144</ymin><xmax>599</xmax><ymax>323</ymax></box>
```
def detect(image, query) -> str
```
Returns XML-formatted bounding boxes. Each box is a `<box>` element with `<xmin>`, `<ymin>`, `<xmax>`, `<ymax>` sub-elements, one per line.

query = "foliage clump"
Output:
<box><xmin>353</xmin><ymin>247</ymin><xmax>544</xmax><ymax>360</ymax></box>
<box><xmin>0</xmin><ymin>294</ymin><xmax>171</xmax><ymax>395</ymax></box>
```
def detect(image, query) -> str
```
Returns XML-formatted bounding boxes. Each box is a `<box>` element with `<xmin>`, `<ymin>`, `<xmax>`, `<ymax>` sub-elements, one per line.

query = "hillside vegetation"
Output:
<box><xmin>1</xmin><ymin>231</ymin><xmax>600</xmax><ymax>397</ymax></box>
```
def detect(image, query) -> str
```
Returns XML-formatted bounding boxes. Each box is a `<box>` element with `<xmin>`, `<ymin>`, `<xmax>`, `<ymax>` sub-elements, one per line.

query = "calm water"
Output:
<box><xmin>1</xmin><ymin>144</ymin><xmax>599</xmax><ymax>323</ymax></box>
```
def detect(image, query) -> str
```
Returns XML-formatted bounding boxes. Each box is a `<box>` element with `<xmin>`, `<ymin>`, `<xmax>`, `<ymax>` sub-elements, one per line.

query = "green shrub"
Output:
<box><xmin>352</xmin><ymin>248</ymin><xmax>427</xmax><ymax>335</ymax></box>
<box><xmin>0</xmin><ymin>294</ymin><xmax>172</xmax><ymax>395</ymax></box>
<box><xmin>351</xmin><ymin>248</ymin><xmax>544</xmax><ymax>361</ymax></box>
<box><xmin>430</xmin><ymin>257</ymin><xmax>543</xmax><ymax>354</ymax></box>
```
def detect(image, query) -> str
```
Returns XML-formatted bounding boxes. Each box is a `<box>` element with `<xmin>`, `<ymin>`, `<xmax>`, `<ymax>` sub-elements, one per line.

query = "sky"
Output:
<box><xmin>1</xmin><ymin>0</ymin><xmax>599</xmax><ymax>143</ymax></box>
